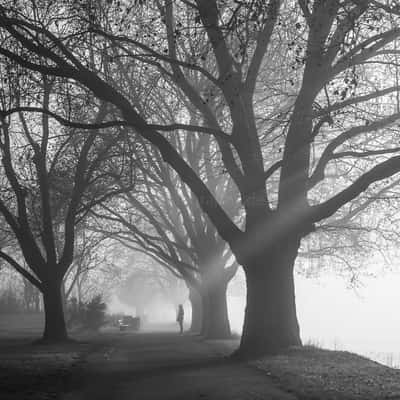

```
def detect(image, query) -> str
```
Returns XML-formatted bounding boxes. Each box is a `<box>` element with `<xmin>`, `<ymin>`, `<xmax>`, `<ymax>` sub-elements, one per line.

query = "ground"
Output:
<box><xmin>1</xmin><ymin>315</ymin><xmax>400</xmax><ymax>399</ymax></box>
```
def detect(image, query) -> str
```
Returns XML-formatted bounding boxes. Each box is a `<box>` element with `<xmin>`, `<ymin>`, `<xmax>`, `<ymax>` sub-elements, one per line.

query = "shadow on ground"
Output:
<box><xmin>1</xmin><ymin>325</ymin><xmax>400</xmax><ymax>399</ymax></box>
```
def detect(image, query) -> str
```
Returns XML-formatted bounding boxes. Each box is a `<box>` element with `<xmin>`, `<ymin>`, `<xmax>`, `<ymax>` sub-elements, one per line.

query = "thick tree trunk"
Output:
<box><xmin>42</xmin><ymin>281</ymin><xmax>68</xmax><ymax>342</ymax></box>
<box><xmin>188</xmin><ymin>287</ymin><xmax>202</xmax><ymax>333</ymax></box>
<box><xmin>61</xmin><ymin>281</ymin><xmax>67</xmax><ymax>313</ymax></box>
<box><xmin>238</xmin><ymin>241</ymin><xmax>301</xmax><ymax>357</ymax></box>
<box><xmin>200</xmin><ymin>278</ymin><xmax>231</xmax><ymax>339</ymax></box>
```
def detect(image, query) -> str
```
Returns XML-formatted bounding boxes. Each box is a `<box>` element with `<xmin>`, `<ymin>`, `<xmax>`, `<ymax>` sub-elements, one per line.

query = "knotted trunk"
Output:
<box><xmin>238</xmin><ymin>239</ymin><xmax>301</xmax><ymax>357</ymax></box>
<box><xmin>188</xmin><ymin>287</ymin><xmax>202</xmax><ymax>333</ymax></box>
<box><xmin>42</xmin><ymin>280</ymin><xmax>68</xmax><ymax>342</ymax></box>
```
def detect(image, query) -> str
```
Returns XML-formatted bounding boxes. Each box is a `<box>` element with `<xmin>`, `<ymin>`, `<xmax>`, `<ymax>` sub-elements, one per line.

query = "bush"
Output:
<box><xmin>83</xmin><ymin>295</ymin><xmax>107</xmax><ymax>331</ymax></box>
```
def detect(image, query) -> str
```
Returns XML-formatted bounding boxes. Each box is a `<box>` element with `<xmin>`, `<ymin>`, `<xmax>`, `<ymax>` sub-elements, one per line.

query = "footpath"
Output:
<box><xmin>60</xmin><ymin>332</ymin><xmax>296</xmax><ymax>400</ymax></box>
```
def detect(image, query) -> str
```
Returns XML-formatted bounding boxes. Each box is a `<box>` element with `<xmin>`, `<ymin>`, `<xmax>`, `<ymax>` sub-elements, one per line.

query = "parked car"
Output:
<box><xmin>118</xmin><ymin>315</ymin><xmax>140</xmax><ymax>331</ymax></box>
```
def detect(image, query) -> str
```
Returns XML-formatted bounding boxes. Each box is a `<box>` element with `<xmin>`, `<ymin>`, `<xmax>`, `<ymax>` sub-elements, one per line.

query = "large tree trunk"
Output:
<box><xmin>61</xmin><ymin>281</ymin><xmax>67</xmax><ymax>313</ymax></box>
<box><xmin>238</xmin><ymin>240</ymin><xmax>301</xmax><ymax>357</ymax></box>
<box><xmin>188</xmin><ymin>287</ymin><xmax>202</xmax><ymax>333</ymax></box>
<box><xmin>42</xmin><ymin>281</ymin><xmax>68</xmax><ymax>342</ymax></box>
<box><xmin>200</xmin><ymin>277</ymin><xmax>231</xmax><ymax>339</ymax></box>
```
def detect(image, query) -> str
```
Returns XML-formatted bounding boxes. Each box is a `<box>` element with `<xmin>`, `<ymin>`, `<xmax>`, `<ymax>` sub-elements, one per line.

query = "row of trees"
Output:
<box><xmin>1</xmin><ymin>0</ymin><xmax>400</xmax><ymax>357</ymax></box>
<box><xmin>92</xmin><ymin>131</ymin><xmax>240</xmax><ymax>338</ymax></box>
<box><xmin>0</xmin><ymin>271</ymin><xmax>41</xmax><ymax>313</ymax></box>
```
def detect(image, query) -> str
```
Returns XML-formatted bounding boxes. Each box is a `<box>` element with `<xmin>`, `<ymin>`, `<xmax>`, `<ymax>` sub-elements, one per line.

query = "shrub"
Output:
<box><xmin>83</xmin><ymin>295</ymin><xmax>107</xmax><ymax>331</ymax></box>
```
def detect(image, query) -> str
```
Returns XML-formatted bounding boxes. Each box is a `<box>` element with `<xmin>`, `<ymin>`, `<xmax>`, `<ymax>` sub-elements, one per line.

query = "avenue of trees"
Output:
<box><xmin>92</xmin><ymin>131</ymin><xmax>240</xmax><ymax>338</ymax></box>
<box><xmin>1</xmin><ymin>0</ymin><xmax>400</xmax><ymax>357</ymax></box>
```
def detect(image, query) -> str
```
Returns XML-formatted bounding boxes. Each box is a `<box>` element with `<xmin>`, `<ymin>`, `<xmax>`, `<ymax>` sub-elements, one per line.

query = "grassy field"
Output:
<box><xmin>0</xmin><ymin>313</ymin><xmax>44</xmax><ymax>338</ymax></box>
<box><xmin>0</xmin><ymin>313</ymin><xmax>92</xmax><ymax>400</ymax></box>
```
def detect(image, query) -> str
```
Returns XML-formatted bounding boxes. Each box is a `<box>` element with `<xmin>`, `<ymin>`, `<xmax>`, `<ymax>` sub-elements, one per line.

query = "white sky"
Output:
<box><xmin>295</xmin><ymin>272</ymin><xmax>400</xmax><ymax>354</ymax></box>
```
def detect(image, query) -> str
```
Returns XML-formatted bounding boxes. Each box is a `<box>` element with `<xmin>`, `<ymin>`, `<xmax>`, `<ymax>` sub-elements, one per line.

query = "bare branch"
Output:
<box><xmin>245</xmin><ymin>0</ymin><xmax>281</xmax><ymax>93</ymax></box>
<box><xmin>311</xmin><ymin>155</ymin><xmax>400</xmax><ymax>223</ymax></box>
<box><xmin>309</xmin><ymin>112</ymin><xmax>400</xmax><ymax>187</ymax></box>
<box><xmin>0</xmin><ymin>251</ymin><xmax>42</xmax><ymax>289</ymax></box>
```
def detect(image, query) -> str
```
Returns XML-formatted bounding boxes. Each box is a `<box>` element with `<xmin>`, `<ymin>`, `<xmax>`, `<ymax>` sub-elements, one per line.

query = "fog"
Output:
<box><xmin>107</xmin><ymin>262</ymin><xmax>400</xmax><ymax>365</ymax></box>
<box><xmin>108</xmin><ymin>295</ymin><xmax>179</xmax><ymax>325</ymax></box>
<box><xmin>295</xmin><ymin>272</ymin><xmax>400</xmax><ymax>354</ymax></box>
<box><xmin>225</xmin><ymin>268</ymin><xmax>400</xmax><ymax>366</ymax></box>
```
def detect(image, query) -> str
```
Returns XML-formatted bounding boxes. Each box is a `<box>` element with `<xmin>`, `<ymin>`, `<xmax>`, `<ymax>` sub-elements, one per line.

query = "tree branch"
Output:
<box><xmin>0</xmin><ymin>251</ymin><xmax>42</xmax><ymax>289</ymax></box>
<box><xmin>245</xmin><ymin>0</ymin><xmax>281</xmax><ymax>93</ymax></box>
<box><xmin>311</xmin><ymin>155</ymin><xmax>400</xmax><ymax>223</ymax></box>
<box><xmin>309</xmin><ymin>112</ymin><xmax>400</xmax><ymax>188</ymax></box>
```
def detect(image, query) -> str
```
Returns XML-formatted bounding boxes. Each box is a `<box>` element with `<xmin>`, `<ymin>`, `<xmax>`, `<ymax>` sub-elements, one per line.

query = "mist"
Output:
<box><xmin>107</xmin><ymin>262</ymin><xmax>400</xmax><ymax>361</ymax></box>
<box><xmin>225</xmin><ymin>267</ymin><xmax>400</xmax><ymax>366</ymax></box>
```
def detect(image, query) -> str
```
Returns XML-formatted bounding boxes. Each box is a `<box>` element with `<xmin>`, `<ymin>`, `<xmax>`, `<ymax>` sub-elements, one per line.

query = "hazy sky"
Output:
<box><xmin>228</xmin><ymin>269</ymin><xmax>400</xmax><ymax>357</ymax></box>
<box><xmin>295</xmin><ymin>272</ymin><xmax>400</xmax><ymax>353</ymax></box>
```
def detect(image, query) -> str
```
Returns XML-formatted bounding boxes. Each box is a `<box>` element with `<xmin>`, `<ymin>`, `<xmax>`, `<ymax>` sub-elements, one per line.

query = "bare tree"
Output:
<box><xmin>0</xmin><ymin>76</ymin><xmax>134</xmax><ymax>341</ymax></box>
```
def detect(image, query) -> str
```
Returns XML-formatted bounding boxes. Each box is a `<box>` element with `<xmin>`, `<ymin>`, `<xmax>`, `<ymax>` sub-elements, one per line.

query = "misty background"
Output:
<box><xmin>105</xmin><ymin>261</ymin><xmax>400</xmax><ymax>366</ymax></box>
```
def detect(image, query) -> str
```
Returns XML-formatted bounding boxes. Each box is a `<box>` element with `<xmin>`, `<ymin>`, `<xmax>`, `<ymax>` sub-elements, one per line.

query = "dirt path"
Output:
<box><xmin>61</xmin><ymin>332</ymin><xmax>296</xmax><ymax>400</ymax></box>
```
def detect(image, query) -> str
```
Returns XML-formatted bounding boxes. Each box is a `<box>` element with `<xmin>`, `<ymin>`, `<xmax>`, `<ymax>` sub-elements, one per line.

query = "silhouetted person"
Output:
<box><xmin>176</xmin><ymin>304</ymin><xmax>184</xmax><ymax>334</ymax></box>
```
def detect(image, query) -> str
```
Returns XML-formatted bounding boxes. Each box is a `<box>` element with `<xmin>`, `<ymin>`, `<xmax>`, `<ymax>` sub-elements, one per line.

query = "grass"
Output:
<box><xmin>0</xmin><ymin>313</ymin><xmax>98</xmax><ymax>399</ymax></box>
<box><xmin>0</xmin><ymin>337</ymin><xmax>92</xmax><ymax>400</ymax></box>
<box><xmin>0</xmin><ymin>313</ymin><xmax>44</xmax><ymax>337</ymax></box>
<box><xmin>370</xmin><ymin>351</ymin><xmax>400</xmax><ymax>369</ymax></box>
<box><xmin>303</xmin><ymin>337</ymin><xmax>400</xmax><ymax>369</ymax></box>
<box><xmin>253</xmin><ymin>346</ymin><xmax>400</xmax><ymax>399</ymax></box>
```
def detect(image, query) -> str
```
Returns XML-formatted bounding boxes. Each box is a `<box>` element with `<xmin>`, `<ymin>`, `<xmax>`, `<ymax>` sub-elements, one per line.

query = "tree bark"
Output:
<box><xmin>200</xmin><ymin>277</ymin><xmax>231</xmax><ymax>339</ymax></box>
<box><xmin>188</xmin><ymin>287</ymin><xmax>202</xmax><ymax>333</ymax></box>
<box><xmin>61</xmin><ymin>281</ymin><xmax>67</xmax><ymax>313</ymax></box>
<box><xmin>42</xmin><ymin>281</ymin><xmax>68</xmax><ymax>342</ymax></box>
<box><xmin>238</xmin><ymin>239</ymin><xmax>302</xmax><ymax>357</ymax></box>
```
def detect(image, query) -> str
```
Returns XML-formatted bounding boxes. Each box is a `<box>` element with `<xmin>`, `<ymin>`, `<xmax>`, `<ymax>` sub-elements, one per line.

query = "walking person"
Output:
<box><xmin>176</xmin><ymin>304</ymin><xmax>184</xmax><ymax>334</ymax></box>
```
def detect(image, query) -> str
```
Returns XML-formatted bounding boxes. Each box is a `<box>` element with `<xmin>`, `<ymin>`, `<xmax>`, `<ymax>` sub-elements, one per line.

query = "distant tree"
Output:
<box><xmin>117</xmin><ymin>268</ymin><xmax>175</xmax><ymax>320</ymax></box>
<box><xmin>86</xmin><ymin>60</ymin><xmax>240</xmax><ymax>337</ymax></box>
<box><xmin>22</xmin><ymin>277</ymin><xmax>41</xmax><ymax>313</ymax></box>
<box><xmin>94</xmin><ymin>129</ymin><xmax>240</xmax><ymax>338</ymax></box>
<box><xmin>0</xmin><ymin>287</ymin><xmax>22</xmax><ymax>313</ymax></box>
<box><xmin>62</xmin><ymin>225</ymin><xmax>117</xmax><ymax>304</ymax></box>
<box><xmin>71</xmin><ymin>240</ymin><xmax>127</xmax><ymax>305</ymax></box>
